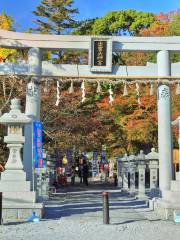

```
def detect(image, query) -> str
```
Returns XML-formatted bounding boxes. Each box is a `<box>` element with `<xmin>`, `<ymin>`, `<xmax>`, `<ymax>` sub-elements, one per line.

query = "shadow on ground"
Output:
<box><xmin>44</xmin><ymin>182</ymin><xmax>148</xmax><ymax>221</ymax></box>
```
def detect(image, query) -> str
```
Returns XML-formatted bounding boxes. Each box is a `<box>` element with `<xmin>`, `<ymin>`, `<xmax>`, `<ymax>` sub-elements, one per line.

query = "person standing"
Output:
<box><xmin>78</xmin><ymin>156</ymin><xmax>84</xmax><ymax>184</ymax></box>
<box><xmin>113</xmin><ymin>172</ymin><xmax>118</xmax><ymax>187</ymax></box>
<box><xmin>78</xmin><ymin>164</ymin><xmax>83</xmax><ymax>184</ymax></box>
<box><xmin>71</xmin><ymin>166</ymin><xmax>76</xmax><ymax>185</ymax></box>
<box><xmin>83</xmin><ymin>162</ymin><xmax>89</xmax><ymax>186</ymax></box>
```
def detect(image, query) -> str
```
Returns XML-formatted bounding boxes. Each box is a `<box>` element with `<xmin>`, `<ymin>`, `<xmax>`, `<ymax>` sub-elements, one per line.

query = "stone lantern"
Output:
<box><xmin>0</xmin><ymin>98</ymin><xmax>43</xmax><ymax>220</ymax></box>
<box><xmin>145</xmin><ymin>148</ymin><xmax>159</xmax><ymax>194</ymax></box>
<box><xmin>0</xmin><ymin>98</ymin><xmax>31</xmax><ymax>172</ymax></box>
<box><xmin>128</xmin><ymin>154</ymin><xmax>136</xmax><ymax>193</ymax></box>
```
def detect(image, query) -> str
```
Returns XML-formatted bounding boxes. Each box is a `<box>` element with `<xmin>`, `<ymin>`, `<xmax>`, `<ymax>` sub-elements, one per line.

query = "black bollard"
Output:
<box><xmin>102</xmin><ymin>192</ymin><xmax>109</xmax><ymax>224</ymax></box>
<box><xmin>0</xmin><ymin>192</ymin><xmax>2</xmax><ymax>225</ymax></box>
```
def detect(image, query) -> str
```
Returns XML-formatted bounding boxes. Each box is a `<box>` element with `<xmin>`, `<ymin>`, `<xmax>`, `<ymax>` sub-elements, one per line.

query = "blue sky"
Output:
<box><xmin>0</xmin><ymin>0</ymin><xmax>179</xmax><ymax>31</ymax></box>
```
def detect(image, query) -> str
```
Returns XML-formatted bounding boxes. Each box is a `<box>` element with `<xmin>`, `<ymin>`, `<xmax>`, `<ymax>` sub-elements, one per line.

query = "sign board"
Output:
<box><xmin>89</xmin><ymin>37</ymin><xmax>112</xmax><ymax>72</ymax></box>
<box><xmin>33</xmin><ymin>121</ymin><xmax>45</xmax><ymax>168</ymax></box>
<box><xmin>93</xmin><ymin>41</ymin><xmax>107</xmax><ymax>66</ymax></box>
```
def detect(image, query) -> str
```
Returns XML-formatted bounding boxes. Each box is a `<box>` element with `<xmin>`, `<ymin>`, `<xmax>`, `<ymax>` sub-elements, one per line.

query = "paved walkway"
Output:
<box><xmin>45</xmin><ymin>182</ymin><xmax>145</xmax><ymax>222</ymax></box>
<box><xmin>1</xmin><ymin>182</ymin><xmax>180</xmax><ymax>240</ymax></box>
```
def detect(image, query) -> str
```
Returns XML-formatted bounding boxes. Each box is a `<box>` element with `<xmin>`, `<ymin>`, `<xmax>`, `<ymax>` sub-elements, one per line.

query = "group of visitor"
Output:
<box><xmin>71</xmin><ymin>156</ymin><xmax>89</xmax><ymax>186</ymax></box>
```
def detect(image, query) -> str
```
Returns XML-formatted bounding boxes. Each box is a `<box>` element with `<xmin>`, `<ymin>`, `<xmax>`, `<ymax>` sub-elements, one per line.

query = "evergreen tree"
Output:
<box><xmin>33</xmin><ymin>0</ymin><xmax>79</xmax><ymax>34</ymax></box>
<box><xmin>74</xmin><ymin>10</ymin><xmax>157</xmax><ymax>36</ymax></box>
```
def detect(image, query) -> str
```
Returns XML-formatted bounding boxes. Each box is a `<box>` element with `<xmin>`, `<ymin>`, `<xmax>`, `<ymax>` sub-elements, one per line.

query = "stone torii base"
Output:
<box><xmin>153</xmin><ymin>172</ymin><xmax>180</xmax><ymax>220</ymax></box>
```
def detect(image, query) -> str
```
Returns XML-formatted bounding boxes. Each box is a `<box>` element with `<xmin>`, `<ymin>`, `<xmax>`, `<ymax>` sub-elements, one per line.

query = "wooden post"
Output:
<box><xmin>102</xmin><ymin>192</ymin><xmax>109</xmax><ymax>224</ymax></box>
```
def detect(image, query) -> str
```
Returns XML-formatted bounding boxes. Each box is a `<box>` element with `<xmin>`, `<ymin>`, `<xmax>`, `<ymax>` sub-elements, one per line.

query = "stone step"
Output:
<box><xmin>171</xmin><ymin>180</ymin><xmax>180</xmax><ymax>192</ymax></box>
<box><xmin>0</xmin><ymin>181</ymin><xmax>31</xmax><ymax>192</ymax></box>
<box><xmin>163</xmin><ymin>190</ymin><xmax>180</xmax><ymax>203</ymax></box>
<box><xmin>2</xmin><ymin>191</ymin><xmax>36</xmax><ymax>204</ymax></box>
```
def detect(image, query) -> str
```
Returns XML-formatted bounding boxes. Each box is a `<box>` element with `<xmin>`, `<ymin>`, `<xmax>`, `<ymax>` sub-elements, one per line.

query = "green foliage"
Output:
<box><xmin>169</xmin><ymin>13</ymin><xmax>180</xmax><ymax>36</ymax></box>
<box><xmin>75</xmin><ymin>10</ymin><xmax>157</xmax><ymax>36</ymax></box>
<box><xmin>168</xmin><ymin>13</ymin><xmax>180</xmax><ymax>62</ymax></box>
<box><xmin>33</xmin><ymin>0</ymin><xmax>79</xmax><ymax>34</ymax></box>
<box><xmin>73</xmin><ymin>18</ymin><xmax>97</xmax><ymax>35</ymax></box>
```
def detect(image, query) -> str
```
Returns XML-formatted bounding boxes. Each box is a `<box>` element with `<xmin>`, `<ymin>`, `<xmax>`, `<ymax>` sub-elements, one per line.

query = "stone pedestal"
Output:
<box><xmin>0</xmin><ymin>170</ymin><xmax>44</xmax><ymax>220</ymax></box>
<box><xmin>138</xmin><ymin>164</ymin><xmax>146</xmax><ymax>198</ymax></box>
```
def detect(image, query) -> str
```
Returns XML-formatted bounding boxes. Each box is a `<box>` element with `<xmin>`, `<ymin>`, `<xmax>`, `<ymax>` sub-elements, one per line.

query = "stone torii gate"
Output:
<box><xmin>0</xmin><ymin>30</ymin><xmax>180</xmax><ymax>219</ymax></box>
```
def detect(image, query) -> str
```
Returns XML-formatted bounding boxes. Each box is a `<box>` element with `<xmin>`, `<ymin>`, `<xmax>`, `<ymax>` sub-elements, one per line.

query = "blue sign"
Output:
<box><xmin>33</xmin><ymin>121</ymin><xmax>45</xmax><ymax>168</ymax></box>
<box><xmin>92</xmin><ymin>151</ymin><xmax>98</xmax><ymax>177</ymax></box>
<box><xmin>101</xmin><ymin>150</ymin><xmax>108</xmax><ymax>164</ymax></box>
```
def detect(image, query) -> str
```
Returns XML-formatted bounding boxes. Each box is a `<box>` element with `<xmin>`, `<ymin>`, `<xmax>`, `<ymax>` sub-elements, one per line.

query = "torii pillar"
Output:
<box><xmin>23</xmin><ymin>48</ymin><xmax>42</xmax><ymax>189</ymax></box>
<box><xmin>157</xmin><ymin>50</ymin><xmax>173</xmax><ymax>196</ymax></box>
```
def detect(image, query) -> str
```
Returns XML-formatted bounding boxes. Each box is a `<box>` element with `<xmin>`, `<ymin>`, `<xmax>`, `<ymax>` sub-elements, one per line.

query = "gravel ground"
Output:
<box><xmin>1</xmin><ymin>185</ymin><xmax>180</xmax><ymax>240</ymax></box>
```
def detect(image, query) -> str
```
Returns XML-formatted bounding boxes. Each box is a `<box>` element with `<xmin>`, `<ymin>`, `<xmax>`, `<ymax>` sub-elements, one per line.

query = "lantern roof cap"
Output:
<box><xmin>135</xmin><ymin>150</ymin><xmax>146</xmax><ymax>161</ymax></box>
<box><xmin>0</xmin><ymin>98</ymin><xmax>31</xmax><ymax>125</ymax></box>
<box><xmin>145</xmin><ymin>148</ymin><xmax>159</xmax><ymax>160</ymax></box>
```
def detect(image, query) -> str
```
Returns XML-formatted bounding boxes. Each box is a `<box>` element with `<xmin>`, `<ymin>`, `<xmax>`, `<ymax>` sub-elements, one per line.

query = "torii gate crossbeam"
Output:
<box><xmin>0</xmin><ymin>29</ymin><xmax>180</xmax><ymax>51</ymax></box>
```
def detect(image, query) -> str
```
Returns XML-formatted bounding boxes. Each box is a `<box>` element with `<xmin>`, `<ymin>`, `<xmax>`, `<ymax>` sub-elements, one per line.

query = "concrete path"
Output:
<box><xmin>1</xmin><ymin>183</ymin><xmax>180</xmax><ymax>240</ymax></box>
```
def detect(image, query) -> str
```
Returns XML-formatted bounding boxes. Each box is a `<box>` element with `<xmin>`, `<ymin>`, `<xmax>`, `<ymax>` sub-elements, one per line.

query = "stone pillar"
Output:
<box><xmin>138</xmin><ymin>163</ymin><xmax>146</xmax><ymax>198</ymax></box>
<box><xmin>26</xmin><ymin>47</ymin><xmax>42</xmax><ymax>120</ymax></box>
<box><xmin>35</xmin><ymin>168</ymin><xmax>47</xmax><ymax>201</ymax></box>
<box><xmin>23</xmin><ymin>48</ymin><xmax>42</xmax><ymax>188</ymax></box>
<box><xmin>129</xmin><ymin>164</ymin><xmax>136</xmax><ymax>193</ymax></box>
<box><xmin>117</xmin><ymin>160</ymin><xmax>123</xmax><ymax>188</ymax></box>
<box><xmin>157</xmin><ymin>50</ymin><xmax>173</xmax><ymax>196</ymax></box>
<box><xmin>122</xmin><ymin>167</ymin><xmax>129</xmax><ymax>190</ymax></box>
<box><xmin>149</xmin><ymin>161</ymin><xmax>159</xmax><ymax>190</ymax></box>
